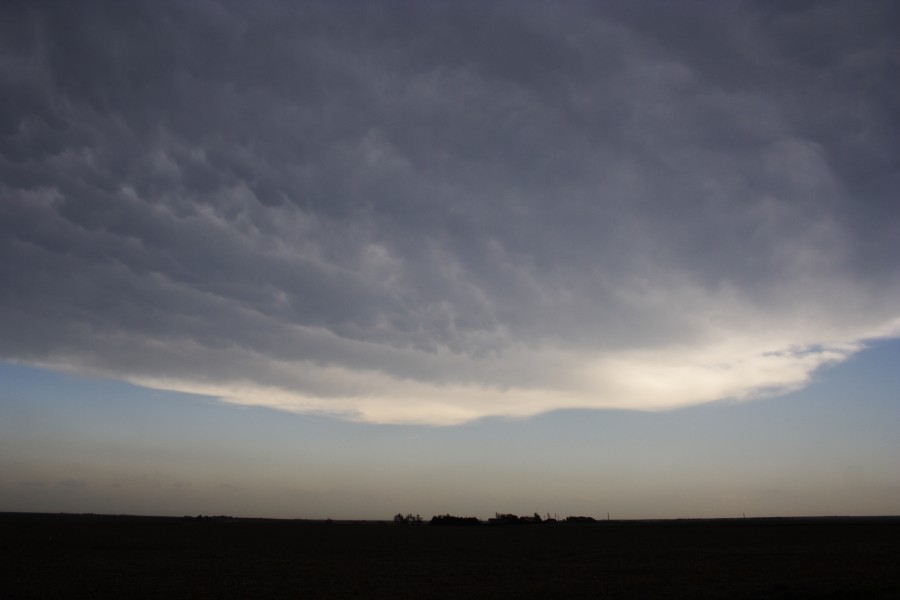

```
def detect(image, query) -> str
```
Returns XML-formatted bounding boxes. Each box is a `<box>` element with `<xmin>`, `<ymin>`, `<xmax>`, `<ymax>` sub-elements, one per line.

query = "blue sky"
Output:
<box><xmin>1</xmin><ymin>1</ymin><xmax>898</xmax><ymax>519</ymax></box>
<box><xmin>2</xmin><ymin>338</ymin><xmax>898</xmax><ymax>519</ymax></box>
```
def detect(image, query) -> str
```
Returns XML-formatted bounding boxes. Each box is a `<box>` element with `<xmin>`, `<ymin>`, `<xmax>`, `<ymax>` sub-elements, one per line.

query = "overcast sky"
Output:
<box><xmin>2</xmin><ymin>1</ymin><xmax>899</xmax><ymax>518</ymax></box>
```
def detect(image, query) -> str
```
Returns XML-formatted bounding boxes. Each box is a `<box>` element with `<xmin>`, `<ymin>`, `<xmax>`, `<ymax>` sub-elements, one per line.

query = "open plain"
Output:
<box><xmin>2</xmin><ymin>513</ymin><xmax>899</xmax><ymax>599</ymax></box>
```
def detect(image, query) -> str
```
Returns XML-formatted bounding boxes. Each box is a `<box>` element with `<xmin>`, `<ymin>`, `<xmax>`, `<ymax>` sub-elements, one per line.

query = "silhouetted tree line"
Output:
<box><xmin>486</xmin><ymin>513</ymin><xmax>597</xmax><ymax>525</ymax></box>
<box><xmin>429</xmin><ymin>514</ymin><xmax>481</xmax><ymax>526</ymax></box>
<box><xmin>395</xmin><ymin>513</ymin><xmax>600</xmax><ymax>526</ymax></box>
<box><xmin>393</xmin><ymin>513</ymin><xmax>423</xmax><ymax>525</ymax></box>
<box><xmin>490</xmin><ymin>513</ymin><xmax>543</xmax><ymax>525</ymax></box>
<box><xmin>564</xmin><ymin>515</ymin><xmax>596</xmax><ymax>523</ymax></box>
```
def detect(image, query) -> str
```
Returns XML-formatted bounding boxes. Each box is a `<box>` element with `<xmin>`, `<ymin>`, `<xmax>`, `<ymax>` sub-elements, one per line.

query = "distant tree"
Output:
<box><xmin>489</xmin><ymin>513</ymin><xmax>543</xmax><ymax>525</ymax></box>
<box><xmin>393</xmin><ymin>513</ymin><xmax>422</xmax><ymax>525</ymax></box>
<box><xmin>564</xmin><ymin>515</ymin><xmax>596</xmax><ymax>524</ymax></box>
<box><xmin>492</xmin><ymin>513</ymin><xmax>520</xmax><ymax>525</ymax></box>
<box><xmin>429</xmin><ymin>514</ymin><xmax>480</xmax><ymax>526</ymax></box>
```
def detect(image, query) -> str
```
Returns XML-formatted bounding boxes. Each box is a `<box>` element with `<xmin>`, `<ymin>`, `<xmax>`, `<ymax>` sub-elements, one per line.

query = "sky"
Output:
<box><xmin>1</xmin><ymin>1</ymin><xmax>898</xmax><ymax>520</ymax></box>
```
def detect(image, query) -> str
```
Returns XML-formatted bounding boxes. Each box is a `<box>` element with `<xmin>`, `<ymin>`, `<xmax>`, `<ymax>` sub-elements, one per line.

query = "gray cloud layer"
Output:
<box><xmin>2</xmin><ymin>1</ymin><xmax>899</xmax><ymax>423</ymax></box>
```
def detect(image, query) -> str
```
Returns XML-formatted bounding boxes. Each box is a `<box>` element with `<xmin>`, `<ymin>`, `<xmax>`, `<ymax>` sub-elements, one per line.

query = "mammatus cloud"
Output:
<box><xmin>2</xmin><ymin>1</ymin><xmax>898</xmax><ymax>424</ymax></box>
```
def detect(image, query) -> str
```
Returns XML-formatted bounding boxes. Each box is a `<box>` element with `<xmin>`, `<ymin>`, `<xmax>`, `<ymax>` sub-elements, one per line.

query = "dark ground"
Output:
<box><xmin>2</xmin><ymin>513</ymin><xmax>899</xmax><ymax>599</ymax></box>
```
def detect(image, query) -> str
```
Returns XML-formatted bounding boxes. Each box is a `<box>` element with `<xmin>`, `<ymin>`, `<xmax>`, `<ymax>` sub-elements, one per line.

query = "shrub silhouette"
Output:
<box><xmin>489</xmin><ymin>512</ymin><xmax>544</xmax><ymax>525</ymax></box>
<box><xmin>565</xmin><ymin>515</ymin><xmax>596</xmax><ymax>523</ymax></box>
<box><xmin>429</xmin><ymin>514</ymin><xmax>481</xmax><ymax>526</ymax></box>
<box><xmin>393</xmin><ymin>513</ymin><xmax>423</xmax><ymax>525</ymax></box>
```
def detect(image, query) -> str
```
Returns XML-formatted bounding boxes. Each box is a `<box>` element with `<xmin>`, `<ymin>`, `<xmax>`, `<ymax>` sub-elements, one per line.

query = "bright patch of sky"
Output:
<box><xmin>2</xmin><ymin>339</ymin><xmax>899</xmax><ymax>518</ymax></box>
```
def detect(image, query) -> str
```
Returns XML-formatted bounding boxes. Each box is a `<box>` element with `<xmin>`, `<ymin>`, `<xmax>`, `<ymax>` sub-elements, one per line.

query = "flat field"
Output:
<box><xmin>2</xmin><ymin>513</ymin><xmax>899</xmax><ymax>599</ymax></box>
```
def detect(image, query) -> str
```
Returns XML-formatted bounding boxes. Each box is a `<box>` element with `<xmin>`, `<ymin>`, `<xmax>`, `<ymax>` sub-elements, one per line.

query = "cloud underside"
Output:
<box><xmin>2</xmin><ymin>1</ymin><xmax>899</xmax><ymax>424</ymax></box>
<box><xmin>114</xmin><ymin>335</ymin><xmax>885</xmax><ymax>425</ymax></box>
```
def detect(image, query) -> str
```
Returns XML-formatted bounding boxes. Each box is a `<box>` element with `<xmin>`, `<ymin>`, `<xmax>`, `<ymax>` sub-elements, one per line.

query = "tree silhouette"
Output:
<box><xmin>393</xmin><ymin>513</ymin><xmax>422</xmax><ymax>525</ymax></box>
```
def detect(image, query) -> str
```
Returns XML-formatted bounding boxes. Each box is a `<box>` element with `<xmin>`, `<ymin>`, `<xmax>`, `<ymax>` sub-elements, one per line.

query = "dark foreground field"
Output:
<box><xmin>2</xmin><ymin>513</ymin><xmax>899</xmax><ymax>599</ymax></box>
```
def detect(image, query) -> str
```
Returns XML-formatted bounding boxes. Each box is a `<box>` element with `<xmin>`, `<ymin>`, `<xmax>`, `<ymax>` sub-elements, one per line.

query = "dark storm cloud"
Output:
<box><xmin>2</xmin><ymin>1</ymin><xmax>898</xmax><ymax>423</ymax></box>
